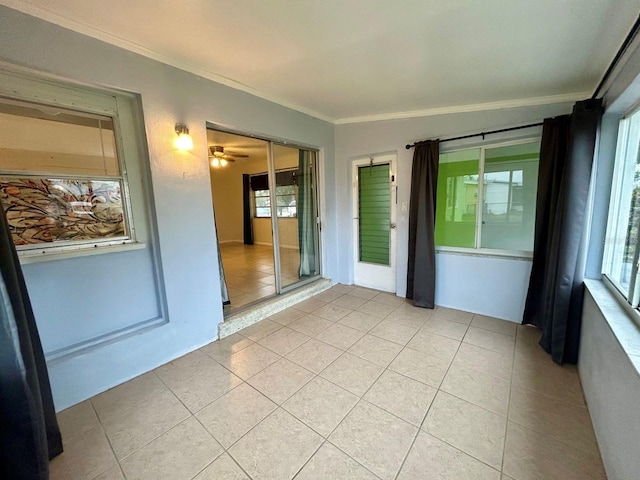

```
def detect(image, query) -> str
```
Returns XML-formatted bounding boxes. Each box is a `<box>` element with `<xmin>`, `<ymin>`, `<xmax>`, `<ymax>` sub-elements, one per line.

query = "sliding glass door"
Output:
<box><xmin>271</xmin><ymin>144</ymin><xmax>320</xmax><ymax>292</ymax></box>
<box><xmin>208</xmin><ymin>127</ymin><xmax>321</xmax><ymax>314</ymax></box>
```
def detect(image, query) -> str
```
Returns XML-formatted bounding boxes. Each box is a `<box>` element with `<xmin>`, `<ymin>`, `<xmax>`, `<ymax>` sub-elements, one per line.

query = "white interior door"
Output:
<box><xmin>352</xmin><ymin>154</ymin><xmax>397</xmax><ymax>292</ymax></box>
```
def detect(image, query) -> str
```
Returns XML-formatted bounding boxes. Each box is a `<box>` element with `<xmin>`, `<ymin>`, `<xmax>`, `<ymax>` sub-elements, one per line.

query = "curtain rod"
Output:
<box><xmin>405</xmin><ymin>122</ymin><xmax>543</xmax><ymax>150</ymax></box>
<box><xmin>592</xmin><ymin>13</ymin><xmax>640</xmax><ymax>100</ymax></box>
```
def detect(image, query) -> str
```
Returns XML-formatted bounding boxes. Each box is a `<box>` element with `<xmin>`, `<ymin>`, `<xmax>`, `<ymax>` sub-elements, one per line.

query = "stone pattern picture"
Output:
<box><xmin>0</xmin><ymin>177</ymin><xmax>125</xmax><ymax>246</ymax></box>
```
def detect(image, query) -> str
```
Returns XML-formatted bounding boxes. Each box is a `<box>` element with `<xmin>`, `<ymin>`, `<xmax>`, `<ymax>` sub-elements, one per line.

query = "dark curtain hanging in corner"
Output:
<box><xmin>242</xmin><ymin>174</ymin><xmax>254</xmax><ymax>245</ymax></box>
<box><xmin>523</xmin><ymin>98</ymin><xmax>603</xmax><ymax>364</ymax></box>
<box><xmin>0</xmin><ymin>206</ymin><xmax>63</xmax><ymax>479</ymax></box>
<box><xmin>406</xmin><ymin>140</ymin><xmax>440</xmax><ymax>308</ymax></box>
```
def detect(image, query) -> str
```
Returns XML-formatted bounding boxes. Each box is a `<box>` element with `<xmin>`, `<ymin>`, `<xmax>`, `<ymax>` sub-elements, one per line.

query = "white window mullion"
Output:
<box><xmin>475</xmin><ymin>147</ymin><xmax>486</xmax><ymax>249</ymax></box>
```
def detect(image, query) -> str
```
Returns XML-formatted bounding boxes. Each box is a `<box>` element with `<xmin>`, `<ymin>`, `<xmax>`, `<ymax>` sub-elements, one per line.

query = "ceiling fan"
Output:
<box><xmin>209</xmin><ymin>145</ymin><xmax>248</xmax><ymax>167</ymax></box>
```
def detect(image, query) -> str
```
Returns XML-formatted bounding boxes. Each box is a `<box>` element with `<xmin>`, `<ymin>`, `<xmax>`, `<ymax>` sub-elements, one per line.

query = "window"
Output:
<box><xmin>0</xmin><ymin>97</ymin><xmax>134</xmax><ymax>251</ymax></box>
<box><xmin>603</xmin><ymin>109</ymin><xmax>640</xmax><ymax>304</ymax></box>
<box><xmin>252</xmin><ymin>170</ymin><xmax>297</xmax><ymax>218</ymax></box>
<box><xmin>435</xmin><ymin>140</ymin><xmax>540</xmax><ymax>254</ymax></box>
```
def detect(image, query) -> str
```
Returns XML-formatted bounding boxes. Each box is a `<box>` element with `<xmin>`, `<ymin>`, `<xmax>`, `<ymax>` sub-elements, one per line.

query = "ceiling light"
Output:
<box><xmin>220</xmin><ymin>159</ymin><xmax>228</xmax><ymax>166</ymax></box>
<box><xmin>174</xmin><ymin>124</ymin><xmax>193</xmax><ymax>150</ymax></box>
<box><xmin>211</xmin><ymin>157</ymin><xmax>220</xmax><ymax>168</ymax></box>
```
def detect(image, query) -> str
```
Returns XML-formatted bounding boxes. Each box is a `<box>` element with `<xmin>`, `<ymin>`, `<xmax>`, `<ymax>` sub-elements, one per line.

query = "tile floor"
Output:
<box><xmin>51</xmin><ymin>284</ymin><xmax>607</xmax><ymax>480</ymax></box>
<box><xmin>221</xmin><ymin>242</ymin><xmax>303</xmax><ymax>313</ymax></box>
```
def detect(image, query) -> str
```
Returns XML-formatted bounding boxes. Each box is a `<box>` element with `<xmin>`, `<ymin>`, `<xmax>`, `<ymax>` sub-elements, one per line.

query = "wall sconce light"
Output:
<box><xmin>175</xmin><ymin>124</ymin><xmax>193</xmax><ymax>151</ymax></box>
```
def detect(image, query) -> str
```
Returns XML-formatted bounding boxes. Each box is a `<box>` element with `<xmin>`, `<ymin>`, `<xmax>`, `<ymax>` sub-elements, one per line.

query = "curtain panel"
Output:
<box><xmin>523</xmin><ymin>98</ymin><xmax>603</xmax><ymax>364</ymax></box>
<box><xmin>0</xmin><ymin>205</ymin><xmax>63</xmax><ymax>479</ymax></box>
<box><xmin>406</xmin><ymin>140</ymin><xmax>440</xmax><ymax>308</ymax></box>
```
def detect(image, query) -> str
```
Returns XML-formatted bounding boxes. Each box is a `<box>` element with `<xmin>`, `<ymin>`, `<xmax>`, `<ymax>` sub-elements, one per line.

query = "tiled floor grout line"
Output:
<box><xmin>86</xmin><ymin>399</ymin><xmax>123</xmax><ymax>480</ymax></box>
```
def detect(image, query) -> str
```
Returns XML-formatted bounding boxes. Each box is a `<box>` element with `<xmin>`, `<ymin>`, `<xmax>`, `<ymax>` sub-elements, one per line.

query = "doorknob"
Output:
<box><xmin>390</xmin><ymin>223</ymin><xmax>397</xmax><ymax>229</ymax></box>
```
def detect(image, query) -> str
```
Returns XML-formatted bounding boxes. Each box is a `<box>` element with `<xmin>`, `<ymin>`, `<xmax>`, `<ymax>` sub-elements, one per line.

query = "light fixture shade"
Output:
<box><xmin>220</xmin><ymin>159</ymin><xmax>228</xmax><ymax>166</ymax></box>
<box><xmin>211</xmin><ymin>157</ymin><xmax>220</xmax><ymax>167</ymax></box>
<box><xmin>175</xmin><ymin>124</ymin><xmax>194</xmax><ymax>151</ymax></box>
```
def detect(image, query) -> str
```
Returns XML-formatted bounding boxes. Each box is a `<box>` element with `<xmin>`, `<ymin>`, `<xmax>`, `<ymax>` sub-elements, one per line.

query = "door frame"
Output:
<box><xmin>351</xmin><ymin>153</ymin><xmax>397</xmax><ymax>292</ymax></box>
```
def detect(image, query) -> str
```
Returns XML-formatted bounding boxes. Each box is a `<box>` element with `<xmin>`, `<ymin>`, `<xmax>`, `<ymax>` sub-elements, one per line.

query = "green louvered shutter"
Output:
<box><xmin>358</xmin><ymin>164</ymin><xmax>390</xmax><ymax>265</ymax></box>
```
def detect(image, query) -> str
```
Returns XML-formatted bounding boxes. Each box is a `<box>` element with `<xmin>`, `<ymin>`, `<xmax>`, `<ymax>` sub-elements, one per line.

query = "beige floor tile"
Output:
<box><xmin>471</xmin><ymin>315</ymin><xmax>517</xmax><ymax>337</ymax></box>
<box><xmin>372</xmin><ymin>291</ymin><xmax>406</xmax><ymax>307</ymax></box>
<box><xmin>268</xmin><ymin>307</ymin><xmax>307</xmax><ymax>326</ymax></box>
<box><xmin>296</xmin><ymin>297</ymin><xmax>328</xmax><ymax>313</ymax></box>
<box><xmin>283</xmin><ymin>376</ymin><xmax>359</xmax><ymax>436</ymax></box>
<box><xmin>369</xmin><ymin>320</ymin><xmax>420</xmax><ymax>345</ymax></box>
<box><xmin>102</xmin><ymin>389</ymin><xmax>190</xmax><ymax>459</ymax></box>
<box><xmin>229</xmin><ymin>408</ymin><xmax>323</xmax><ymax>480</ymax></box>
<box><xmin>247</xmin><ymin>358</ymin><xmax>315</xmax><ymax>404</ymax></box>
<box><xmin>452</xmin><ymin>343</ymin><xmax>513</xmax><ymax>381</ymax></box>
<box><xmin>154</xmin><ymin>349</ymin><xmax>219</xmax><ymax>389</ymax></box>
<box><xmin>364</xmin><ymin>370</ymin><xmax>437</xmax><ymax>426</ymax></box>
<box><xmin>313</xmin><ymin>302</ymin><xmax>352</xmax><ymax>321</ymax></box>
<box><xmin>329</xmin><ymin>401</ymin><xmax>418</xmax><ymax>480</ymax></box>
<box><xmin>349</xmin><ymin>286</ymin><xmax>381</xmax><ymax>300</ymax></box>
<box><xmin>313</xmin><ymin>289</ymin><xmax>345</xmax><ymax>303</ymax></box>
<box><xmin>440</xmin><ymin>363</ymin><xmax>510</xmax><ymax>416</ymax></box>
<box><xmin>388</xmin><ymin>347</ymin><xmax>450</xmax><ymax>388</ymax></box>
<box><xmin>338</xmin><ymin>311</ymin><xmax>383</xmax><ymax>332</ymax></box>
<box><xmin>218</xmin><ymin>343</ymin><xmax>281</xmax><ymax>380</ymax></box>
<box><xmin>356</xmin><ymin>300</ymin><xmax>396</xmax><ymax>319</ymax></box>
<box><xmin>56</xmin><ymin>400</ymin><xmax>100</xmax><ymax>445</ymax></box>
<box><xmin>200</xmin><ymin>333</ymin><xmax>253</xmax><ymax>363</ymax></box>
<box><xmin>397</xmin><ymin>431</ymin><xmax>500</xmax><ymax>480</ymax></box>
<box><xmin>295</xmin><ymin>442</ymin><xmax>378</xmax><ymax>480</ymax></box>
<box><xmin>286</xmin><ymin>338</ymin><xmax>343</xmax><ymax>373</ymax></box>
<box><xmin>331</xmin><ymin>294</ymin><xmax>368</xmax><ymax>309</ymax></box>
<box><xmin>315</xmin><ymin>323</ymin><xmax>365</xmax><ymax>350</ymax></box>
<box><xmin>331</xmin><ymin>284</ymin><xmax>357</xmax><ymax>294</ymax></box>
<box><xmin>320</xmin><ymin>352</ymin><xmax>384</xmax><ymax>396</ymax></box>
<box><xmin>422</xmin><ymin>318</ymin><xmax>469</xmax><ymax>340</ymax></box>
<box><xmin>120</xmin><ymin>417</ymin><xmax>223</xmax><ymax>480</ymax></box>
<box><xmin>289</xmin><ymin>314</ymin><xmax>334</xmax><ymax>337</ymax></box>
<box><xmin>508</xmin><ymin>387</ymin><xmax>599</xmax><ymax>455</ymax></box>
<box><xmin>512</xmin><ymin>353</ymin><xmax>585</xmax><ymax>406</ymax></box>
<box><xmin>385</xmin><ymin>307</ymin><xmax>430</xmax><ymax>329</ymax></box>
<box><xmin>433</xmin><ymin>307</ymin><xmax>475</xmax><ymax>325</ymax></box>
<box><xmin>168</xmin><ymin>362</ymin><xmax>243</xmax><ymax>413</ymax></box>
<box><xmin>91</xmin><ymin>372</ymin><xmax>166</xmax><ymax>422</ymax></box>
<box><xmin>503</xmin><ymin>422</ymin><xmax>606</xmax><ymax>480</ymax></box>
<box><xmin>407</xmin><ymin>328</ymin><xmax>461</xmax><ymax>362</ymax></box>
<box><xmin>50</xmin><ymin>425</ymin><xmax>117</xmax><ymax>480</ymax></box>
<box><xmin>196</xmin><ymin>383</ymin><xmax>277</xmax><ymax>448</ymax></box>
<box><xmin>258</xmin><ymin>326</ymin><xmax>311</xmax><ymax>355</ymax></box>
<box><xmin>238</xmin><ymin>319</ymin><xmax>282</xmax><ymax>341</ymax></box>
<box><xmin>194</xmin><ymin>453</ymin><xmax>249</xmax><ymax>479</ymax></box>
<box><xmin>424</xmin><ymin>392</ymin><xmax>506</xmax><ymax>469</ymax></box>
<box><xmin>92</xmin><ymin>465</ymin><xmax>125</xmax><ymax>480</ymax></box>
<box><xmin>347</xmin><ymin>334</ymin><xmax>403</xmax><ymax>366</ymax></box>
<box><xmin>464</xmin><ymin>327</ymin><xmax>515</xmax><ymax>356</ymax></box>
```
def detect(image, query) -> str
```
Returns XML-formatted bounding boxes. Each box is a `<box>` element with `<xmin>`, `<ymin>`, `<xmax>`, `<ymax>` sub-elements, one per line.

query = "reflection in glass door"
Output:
<box><xmin>271</xmin><ymin>144</ymin><xmax>320</xmax><ymax>292</ymax></box>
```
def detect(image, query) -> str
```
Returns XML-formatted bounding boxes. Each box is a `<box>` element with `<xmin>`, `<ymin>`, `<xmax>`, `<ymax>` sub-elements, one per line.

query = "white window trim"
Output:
<box><xmin>436</xmin><ymin>137</ymin><xmax>541</xmax><ymax>258</ymax></box>
<box><xmin>0</xmin><ymin>69</ymin><xmax>144</xmax><ymax>259</ymax></box>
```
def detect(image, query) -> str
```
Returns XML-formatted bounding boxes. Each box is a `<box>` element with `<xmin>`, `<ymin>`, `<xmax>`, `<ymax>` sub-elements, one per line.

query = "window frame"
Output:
<box><xmin>252</xmin><ymin>168</ymin><xmax>298</xmax><ymax>219</ymax></box>
<box><xmin>435</xmin><ymin>137</ymin><xmax>541</xmax><ymax>259</ymax></box>
<box><xmin>602</xmin><ymin>108</ymin><xmax>640</xmax><ymax>309</ymax></box>
<box><xmin>0</xmin><ymin>69</ymin><xmax>142</xmax><ymax>258</ymax></box>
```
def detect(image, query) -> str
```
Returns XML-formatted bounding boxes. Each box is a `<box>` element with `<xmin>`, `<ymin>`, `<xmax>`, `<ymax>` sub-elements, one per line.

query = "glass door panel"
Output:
<box><xmin>272</xmin><ymin>144</ymin><xmax>320</xmax><ymax>290</ymax></box>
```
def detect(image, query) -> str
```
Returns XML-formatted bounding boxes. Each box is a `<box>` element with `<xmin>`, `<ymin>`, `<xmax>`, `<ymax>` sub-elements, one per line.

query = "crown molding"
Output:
<box><xmin>334</xmin><ymin>92</ymin><xmax>591</xmax><ymax>125</ymax></box>
<box><xmin>0</xmin><ymin>1</ymin><xmax>336</xmax><ymax>123</ymax></box>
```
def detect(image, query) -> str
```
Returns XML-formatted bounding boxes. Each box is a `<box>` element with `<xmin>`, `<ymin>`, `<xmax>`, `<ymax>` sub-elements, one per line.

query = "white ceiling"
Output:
<box><xmin>3</xmin><ymin>0</ymin><xmax>640</xmax><ymax>123</ymax></box>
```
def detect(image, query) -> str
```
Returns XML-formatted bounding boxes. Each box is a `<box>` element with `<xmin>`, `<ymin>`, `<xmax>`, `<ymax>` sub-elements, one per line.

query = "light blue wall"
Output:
<box><xmin>335</xmin><ymin>103</ymin><xmax>574</xmax><ymax>321</ymax></box>
<box><xmin>0</xmin><ymin>5</ymin><xmax>336</xmax><ymax>410</ymax></box>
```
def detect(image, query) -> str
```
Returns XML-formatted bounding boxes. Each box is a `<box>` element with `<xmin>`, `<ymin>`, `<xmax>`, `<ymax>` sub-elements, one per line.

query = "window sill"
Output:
<box><xmin>435</xmin><ymin>247</ymin><xmax>533</xmax><ymax>261</ymax></box>
<box><xmin>18</xmin><ymin>241</ymin><xmax>146</xmax><ymax>264</ymax></box>
<box><xmin>584</xmin><ymin>278</ymin><xmax>640</xmax><ymax>377</ymax></box>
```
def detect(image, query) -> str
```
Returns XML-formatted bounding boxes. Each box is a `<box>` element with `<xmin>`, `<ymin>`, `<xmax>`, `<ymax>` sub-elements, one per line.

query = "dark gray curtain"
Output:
<box><xmin>0</xmin><ymin>206</ymin><xmax>63</xmax><ymax>479</ymax></box>
<box><xmin>523</xmin><ymin>99</ymin><xmax>603</xmax><ymax>364</ymax></box>
<box><xmin>406</xmin><ymin>140</ymin><xmax>440</xmax><ymax>308</ymax></box>
<box><xmin>242</xmin><ymin>174</ymin><xmax>253</xmax><ymax>245</ymax></box>
<box><xmin>298</xmin><ymin>150</ymin><xmax>318</xmax><ymax>277</ymax></box>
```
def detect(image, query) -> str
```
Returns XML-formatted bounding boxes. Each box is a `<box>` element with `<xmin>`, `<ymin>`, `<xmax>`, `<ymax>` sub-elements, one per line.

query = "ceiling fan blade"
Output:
<box><xmin>225</xmin><ymin>152</ymin><xmax>249</xmax><ymax>158</ymax></box>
